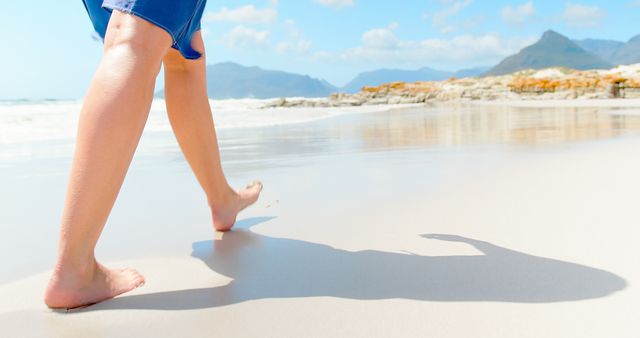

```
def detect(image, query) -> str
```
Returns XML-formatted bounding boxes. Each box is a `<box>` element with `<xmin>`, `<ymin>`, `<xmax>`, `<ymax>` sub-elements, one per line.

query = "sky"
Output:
<box><xmin>1</xmin><ymin>0</ymin><xmax>639</xmax><ymax>100</ymax></box>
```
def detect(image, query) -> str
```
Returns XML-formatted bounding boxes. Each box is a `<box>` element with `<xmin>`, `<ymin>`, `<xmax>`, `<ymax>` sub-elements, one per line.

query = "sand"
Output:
<box><xmin>1</xmin><ymin>103</ymin><xmax>639</xmax><ymax>337</ymax></box>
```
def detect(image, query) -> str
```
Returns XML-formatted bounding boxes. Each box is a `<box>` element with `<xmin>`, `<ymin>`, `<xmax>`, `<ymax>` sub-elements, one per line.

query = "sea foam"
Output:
<box><xmin>0</xmin><ymin>98</ymin><xmax>399</xmax><ymax>145</ymax></box>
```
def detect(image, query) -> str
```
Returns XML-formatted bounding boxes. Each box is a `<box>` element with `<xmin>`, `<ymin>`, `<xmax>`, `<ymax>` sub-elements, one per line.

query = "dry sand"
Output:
<box><xmin>1</xmin><ymin>103</ymin><xmax>639</xmax><ymax>337</ymax></box>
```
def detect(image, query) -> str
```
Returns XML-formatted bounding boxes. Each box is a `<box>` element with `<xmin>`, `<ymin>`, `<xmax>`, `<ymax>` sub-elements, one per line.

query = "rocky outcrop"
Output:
<box><xmin>263</xmin><ymin>64</ymin><xmax>640</xmax><ymax>108</ymax></box>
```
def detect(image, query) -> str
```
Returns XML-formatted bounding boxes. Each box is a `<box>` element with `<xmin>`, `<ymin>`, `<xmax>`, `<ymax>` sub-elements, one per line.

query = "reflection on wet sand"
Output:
<box><xmin>359</xmin><ymin>105</ymin><xmax>640</xmax><ymax>149</ymax></box>
<box><xmin>217</xmin><ymin>105</ymin><xmax>640</xmax><ymax>173</ymax></box>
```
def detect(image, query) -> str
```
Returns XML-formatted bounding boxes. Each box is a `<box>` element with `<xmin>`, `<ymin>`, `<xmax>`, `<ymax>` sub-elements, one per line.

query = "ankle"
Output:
<box><xmin>208</xmin><ymin>187</ymin><xmax>237</xmax><ymax>209</ymax></box>
<box><xmin>53</xmin><ymin>255</ymin><xmax>97</xmax><ymax>280</ymax></box>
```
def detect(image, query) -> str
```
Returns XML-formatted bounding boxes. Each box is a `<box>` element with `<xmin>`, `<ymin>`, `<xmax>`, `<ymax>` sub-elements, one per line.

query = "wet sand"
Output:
<box><xmin>1</xmin><ymin>103</ymin><xmax>640</xmax><ymax>337</ymax></box>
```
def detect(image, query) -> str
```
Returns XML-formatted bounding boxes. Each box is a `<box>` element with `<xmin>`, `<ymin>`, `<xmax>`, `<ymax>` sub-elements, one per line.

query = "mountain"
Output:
<box><xmin>341</xmin><ymin>66</ymin><xmax>488</xmax><ymax>93</ymax></box>
<box><xmin>157</xmin><ymin>62</ymin><xmax>336</xmax><ymax>99</ymax></box>
<box><xmin>486</xmin><ymin>30</ymin><xmax>613</xmax><ymax>76</ymax></box>
<box><xmin>573</xmin><ymin>38</ymin><xmax>625</xmax><ymax>63</ymax></box>
<box><xmin>611</xmin><ymin>35</ymin><xmax>640</xmax><ymax>65</ymax></box>
<box><xmin>575</xmin><ymin>35</ymin><xmax>640</xmax><ymax>65</ymax></box>
<box><xmin>156</xmin><ymin>63</ymin><xmax>491</xmax><ymax>98</ymax></box>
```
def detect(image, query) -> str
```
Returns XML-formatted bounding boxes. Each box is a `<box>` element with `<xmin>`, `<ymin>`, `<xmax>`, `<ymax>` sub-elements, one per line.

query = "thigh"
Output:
<box><xmin>103</xmin><ymin>0</ymin><xmax>207</xmax><ymax>59</ymax></box>
<box><xmin>103</xmin><ymin>10</ymin><xmax>173</xmax><ymax>57</ymax></box>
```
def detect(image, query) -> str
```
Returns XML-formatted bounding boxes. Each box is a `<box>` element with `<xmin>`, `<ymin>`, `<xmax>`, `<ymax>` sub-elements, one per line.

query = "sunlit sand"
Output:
<box><xmin>1</xmin><ymin>101</ymin><xmax>639</xmax><ymax>337</ymax></box>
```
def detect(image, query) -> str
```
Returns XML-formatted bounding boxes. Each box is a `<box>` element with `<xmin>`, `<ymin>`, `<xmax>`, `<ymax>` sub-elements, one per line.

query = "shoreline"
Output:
<box><xmin>262</xmin><ymin>97</ymin><xmax>640</xmax><ymax>114</ymax></box>
<box><xmin>469</xmin><ymin>98</ymin><xmax>640</xmax><ymax>109</ymax></box>
<box><xmin>262</xmin><ymin>96</ymin><xmax>640</xmax><ymax>110</ymax></box>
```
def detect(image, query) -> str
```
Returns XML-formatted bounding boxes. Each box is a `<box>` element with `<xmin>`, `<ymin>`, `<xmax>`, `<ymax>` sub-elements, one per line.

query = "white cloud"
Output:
<box><xmin>501</xmin><ymin>1</ymin><xmax>535</xmax><ymax>26</ymax></box>
<box><xmin>562</xmin><ymin>3</ymin><xmax>606</xmax><ymax>28</ymax></box>
<box><xmin>313</xmin><ymin>0</ymin><xmax>355</xmax><ymax>8</ymax></box>
<box><xmin>362</xmin><ymin>23</ymin><xmax>400</xmax><ymax>49</ymax></box>
<box><xmin>277</xmin><ymin>40</ymin><xmax>312</xmax><ymax>54</ymax></box>
<box><xmin>276</xmin><ymin>20</ymin><xmax>312</xmax><ymax>54</ymax></box>
<box><xmin>206</xmin><ymin>5</ymin><xmax>278</xmax><ymax>24</ymax></box>
<box><xmin>429</xmin><ymin>0</ymin><xmax>474</xmax><ymax>33</ymax></box>
<box><xmin>221</xmin><ymin>25</ymin><xmax>270</xmax><ymax>49</ymax></box>
<box><xmin>321</xmin><ymin>25</ymin><xmax>535</xmax><ymax>67</ymax></box>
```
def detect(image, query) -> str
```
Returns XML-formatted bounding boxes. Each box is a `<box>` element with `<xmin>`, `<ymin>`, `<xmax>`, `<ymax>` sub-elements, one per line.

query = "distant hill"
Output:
<box><xmin>575</xmin><ymin>35</ymin><xmax>640</xmax><ymax>65</ymax></box>
<box><xmin>486</xmin><ymin>30</ymin><xmax>612</xmax><ymax>76</ymax></box>
<box><xmin>611</xmin><ymin>35</ymin><xmax>640</xmax><ymax>65</ymax></box>
<box><xmin>574</xmin><ymin>38</ymin><xmax>625</xmax><ymax>63</ymax></box>
<box><xmin>157</xmin><ymin>62</ymin><xmax>336</xmax><ymax>99</ymax></box>
<box><xmin>453</xmin><ymin>67</ymin><xmax>491</xmax><ymax>79</ymax></box>
<box><xmin>341</xmin><ymin>68</ymin><xmax>451</xmax><ymax>93</ymax></box>
<box><xmin>157</xmin><ymin>63</ymin><xmax>491</xmax><ymax>98</ymax></box>
<box><xmin>341</xmin><ymin>66</ymin><xmax>488</xmax><ymax>93</ymax></box>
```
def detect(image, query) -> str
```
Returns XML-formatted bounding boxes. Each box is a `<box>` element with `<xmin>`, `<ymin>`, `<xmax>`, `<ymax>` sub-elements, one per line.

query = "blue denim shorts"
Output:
<box><xmin>81</xmin><ymin>0</ymin><xmax>207</xmax><ymax>59</ymax></box>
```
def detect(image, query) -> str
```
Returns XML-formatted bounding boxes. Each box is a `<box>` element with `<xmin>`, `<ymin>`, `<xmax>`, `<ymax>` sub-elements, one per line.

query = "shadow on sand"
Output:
<box><xmin>95</xmin><ymin>217</ymin><xmax>626</xmax><ymax>310</ymax></box>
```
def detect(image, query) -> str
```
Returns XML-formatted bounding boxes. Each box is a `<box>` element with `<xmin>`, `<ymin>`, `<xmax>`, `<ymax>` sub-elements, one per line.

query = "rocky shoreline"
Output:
<box><xmin>263</xmin><ymin>64</ymin><xmax>640</xmax><ymax>108</ymax></box>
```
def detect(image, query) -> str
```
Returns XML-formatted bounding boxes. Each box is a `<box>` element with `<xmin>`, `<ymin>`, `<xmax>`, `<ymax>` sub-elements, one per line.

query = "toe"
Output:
<box><xmin>121</xmin><ymin>268</ymin><xmax>145</xmax><ymax>287</ymax></box>
<box><xmin>247</xmin><ymin>180</ymin><xmax>263</xmax><ymax>190</ymax></box>
<box><xmin>127</xmin><ymin>273</ymin><xmax>145</xmax><ymax>289</ymax></box>
<box><xmin>132</xmin><ymin>276</ymin><xmax>145</xmax><ymax>288</ymax></box>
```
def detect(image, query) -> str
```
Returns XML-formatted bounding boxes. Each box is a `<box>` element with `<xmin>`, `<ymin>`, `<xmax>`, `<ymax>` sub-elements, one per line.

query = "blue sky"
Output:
<box><xmin>1</xmin><ymin>0</ymin><xmax>639</xmax><ymax>100</ymax></box>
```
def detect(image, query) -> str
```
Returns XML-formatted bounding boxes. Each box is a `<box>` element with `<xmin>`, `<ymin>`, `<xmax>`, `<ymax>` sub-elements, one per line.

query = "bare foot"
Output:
<box><xmin>212</xmin><ymin>181</ymin><xmax>263</xmax><ymax>232</ymax></box>
<box><xmin>44</xmin><ymin>260</ymin><xmax>144</xmax><ymax>310</ymax></box>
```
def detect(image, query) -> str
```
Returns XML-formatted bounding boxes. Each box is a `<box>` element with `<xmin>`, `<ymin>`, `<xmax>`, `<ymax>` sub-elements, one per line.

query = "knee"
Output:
<box><xmin>103</xmin><ymin>10</ymin><xmax>172</xmax><ymax>71</ymax></box>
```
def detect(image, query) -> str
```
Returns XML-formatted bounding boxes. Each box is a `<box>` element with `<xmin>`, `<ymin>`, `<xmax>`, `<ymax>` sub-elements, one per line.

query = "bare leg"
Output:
<box><xmin>44</xmin><ymin>12</ymin><xmax>172</xmax><ymax>309</ymax></box>
<box><xmin>163</xmin><ymin>31</ymin><xmax>262</xmax><ymax>232</ymax></box>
